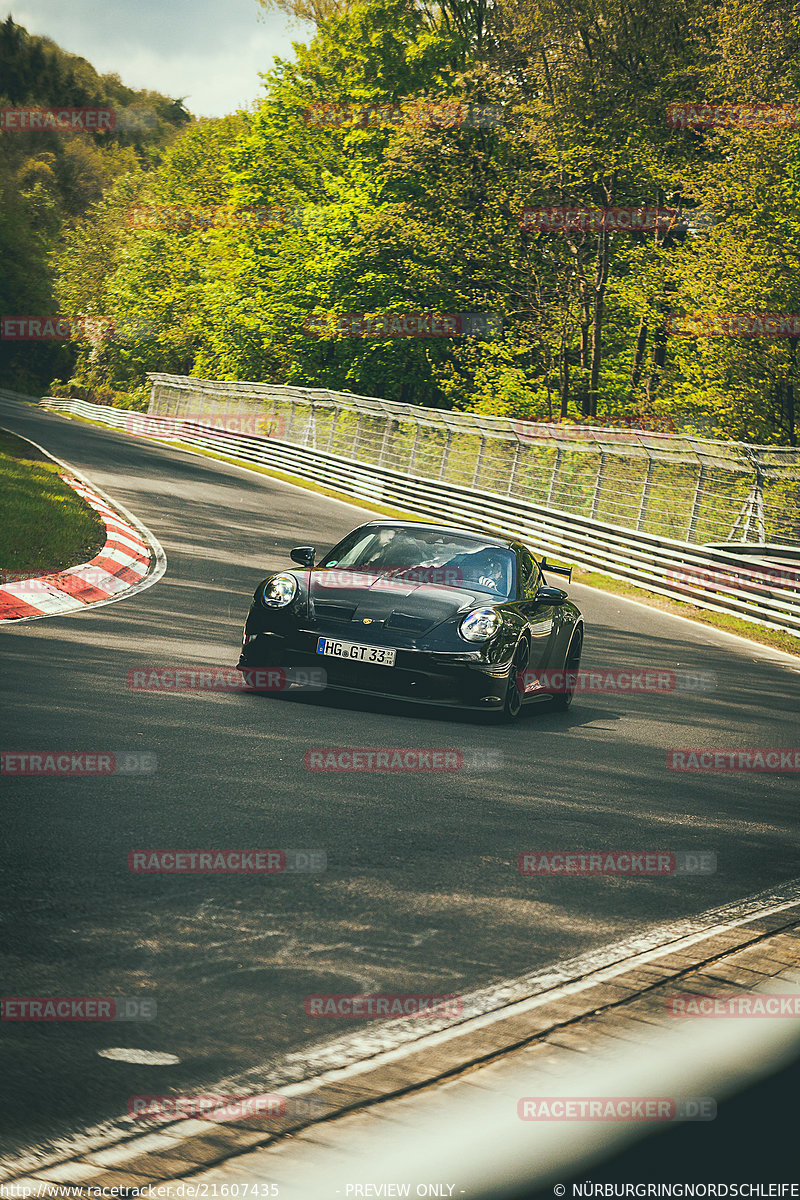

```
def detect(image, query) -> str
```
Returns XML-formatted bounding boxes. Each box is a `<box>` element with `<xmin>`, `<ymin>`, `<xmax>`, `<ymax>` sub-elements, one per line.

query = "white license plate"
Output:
<box><xmin>316</xmin><ymin>637</ymin><xmax>396</xmax><ymax>667</ymax></box>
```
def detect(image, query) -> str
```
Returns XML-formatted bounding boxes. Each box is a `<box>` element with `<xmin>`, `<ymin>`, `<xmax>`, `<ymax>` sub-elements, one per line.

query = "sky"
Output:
<box><xmin>8</xmin><ymin>0</ymin><xmax>315</xmax><ymax>117</ymax></box>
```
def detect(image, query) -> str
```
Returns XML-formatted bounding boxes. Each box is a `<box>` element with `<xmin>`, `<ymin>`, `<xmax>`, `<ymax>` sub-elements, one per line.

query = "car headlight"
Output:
<box><xmin>262</xmin><ymin>573</ymin><xmax>298</xmax><ymax>607</ymax></box>
<box><xmin>459</xmin><ymin>607</ymin><xmax>502</xmax><ymax>642</ymax></box>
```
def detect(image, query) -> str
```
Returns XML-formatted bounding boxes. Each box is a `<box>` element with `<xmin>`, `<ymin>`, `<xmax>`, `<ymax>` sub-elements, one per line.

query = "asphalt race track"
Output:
<box><xmin>1</xmin><ymin>395</ymin><xmax>799</xmax><ymax>1165</ymax></box>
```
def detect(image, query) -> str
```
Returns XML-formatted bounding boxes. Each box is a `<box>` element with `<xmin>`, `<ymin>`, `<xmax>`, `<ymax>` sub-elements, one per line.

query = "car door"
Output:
<box><xmin>515</xmin><ymin>546</ymin><xmax>559</xmax><ymax>672</ymax></box>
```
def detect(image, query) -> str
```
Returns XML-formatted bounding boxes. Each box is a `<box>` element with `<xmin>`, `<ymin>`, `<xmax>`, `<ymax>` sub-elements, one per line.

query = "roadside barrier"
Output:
<box><xmin>37</xmin><ymin>389</ymin><xmax>800</xmax><ymax>637</ymax></box>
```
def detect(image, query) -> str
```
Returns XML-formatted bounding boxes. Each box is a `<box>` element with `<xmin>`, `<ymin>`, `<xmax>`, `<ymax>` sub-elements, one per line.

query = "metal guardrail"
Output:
<box><xmin>0</xmin><ymin>386</ymin><xmax>52</xmax><ymax>404</ymax></box>
<box><xmin>145</xmin><ymin>372</ymin><xmax>800</xmax><ymax>548</ymax></box>
<box><xmin>38</xmin><ymin>395</ymin><xmax>800</xmax><ymax>637</ymax></box>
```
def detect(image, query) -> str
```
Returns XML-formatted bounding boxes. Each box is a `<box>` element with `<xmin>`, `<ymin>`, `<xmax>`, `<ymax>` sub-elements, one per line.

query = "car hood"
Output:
<box><xmin>304</xmin><ymin>569</ymin><xmax>497</xmax><ymax>635</ymax></box>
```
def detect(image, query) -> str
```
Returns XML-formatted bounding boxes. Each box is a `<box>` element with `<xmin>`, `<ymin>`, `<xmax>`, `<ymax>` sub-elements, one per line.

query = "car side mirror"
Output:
<box><xmin>534</xmin><ymin>585</ymin><xmax>567</xmax><ymax>605</ymax></box>
<box><xmin>290</xmin><ymin>546</ymin><xmax>315</xmax><ymax>568</ymax></box>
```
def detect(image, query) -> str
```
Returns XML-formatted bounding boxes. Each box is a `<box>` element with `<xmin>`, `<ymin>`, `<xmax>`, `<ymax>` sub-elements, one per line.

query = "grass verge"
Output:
<box><xmin>0</xmin><ymin>428</ymin><xmax>106</xmax><ymax>579</ymax></box>
<box><xmin>43</xmin><ymin>406</ymin><xmax>800</xmax><ymax>657</ymax></box>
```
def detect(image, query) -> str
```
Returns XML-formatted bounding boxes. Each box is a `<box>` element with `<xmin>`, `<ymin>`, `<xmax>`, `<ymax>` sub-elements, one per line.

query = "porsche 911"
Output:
<box><xmin>236</xmin><ymin>521</ymin><xmax>584</xmax><ymax>720</ymax></box>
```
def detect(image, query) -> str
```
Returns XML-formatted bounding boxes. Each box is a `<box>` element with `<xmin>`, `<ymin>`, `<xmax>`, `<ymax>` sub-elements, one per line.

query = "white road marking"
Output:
<box><xmin>97</xmin><ymin>1049</ymin><xmax>181</xmax><ymax>1065</ymax></box>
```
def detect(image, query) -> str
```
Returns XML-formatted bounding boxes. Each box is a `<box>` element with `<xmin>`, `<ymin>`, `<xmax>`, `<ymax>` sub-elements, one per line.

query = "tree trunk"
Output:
<box><xmin>588</xmin><ymin>230</ymin><xmax>610</xmax><ymax>418</ymax></box>
<box><xmin>646</xmin><ymin>325</ymin><xmax>667</xmax><ymax>401</ymax></box>
<box><xmin>630</xmin><ymin>318</ymin><xmax>648</xmax><ymax>391</ymax></box>
<box><xmin>580</xmin><ymin>295</ymin><xmax>590</xmax><ymax>370</ymax></box>
<box><xmin>559</xmin><ymin>339</ymin><xmax>570</xmax><ymax>418</ymax></box>
<box><xmin>588</xmin><ymin>172</ymin><xmax>615</xmax><ymax>420</ymax></box>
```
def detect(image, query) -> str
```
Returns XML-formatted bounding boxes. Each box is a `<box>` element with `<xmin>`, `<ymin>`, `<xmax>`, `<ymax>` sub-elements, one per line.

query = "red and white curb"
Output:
<box><xmin>0</xmin><ymin>436</ymin><xmax>166</xmax><ymax>623</ymax></box>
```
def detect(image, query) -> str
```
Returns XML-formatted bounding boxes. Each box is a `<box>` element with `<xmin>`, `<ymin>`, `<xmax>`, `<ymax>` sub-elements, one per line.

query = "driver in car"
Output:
<box><xmin>444</xmin><ymin>548</ymin><xmax>508</xmax><ymax>593</ymax></box>
<box><xmin>475</xmin><ymin>550</ymin><xmax>508</xmax><ymax>592</ymax></box>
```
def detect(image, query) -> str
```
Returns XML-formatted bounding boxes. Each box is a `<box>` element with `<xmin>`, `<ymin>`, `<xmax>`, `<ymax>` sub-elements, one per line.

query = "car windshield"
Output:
<box><xmin>318</xmin><ymin>527</ymin><xmax>516</xmax><ymax>600</ymax></box>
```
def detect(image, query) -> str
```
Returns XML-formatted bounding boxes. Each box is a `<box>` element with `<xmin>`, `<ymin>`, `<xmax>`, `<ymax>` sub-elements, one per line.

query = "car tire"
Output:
<box><xmin>551</xmin><ymin>625</ymin><xmax>583</xmax><ymax>710</ymax></box>
<box><xmin>501</xmin><ymin>638</ymin><xmax>530</xmax><ymax>722</ymax></box>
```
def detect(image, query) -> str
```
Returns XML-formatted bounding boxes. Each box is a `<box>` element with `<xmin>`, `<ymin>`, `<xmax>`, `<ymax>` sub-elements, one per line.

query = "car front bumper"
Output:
<box><xmin>237</xmin><ymin>628</ymin><xmax>513</xmax><ymax>710</ymax></box>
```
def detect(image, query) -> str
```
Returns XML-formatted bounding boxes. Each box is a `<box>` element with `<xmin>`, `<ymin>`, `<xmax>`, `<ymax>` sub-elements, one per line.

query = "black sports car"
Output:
<box><xmin>237</xmin><ymin>521</ymin><xmax>584</xmax><ymax>719</ymax></box>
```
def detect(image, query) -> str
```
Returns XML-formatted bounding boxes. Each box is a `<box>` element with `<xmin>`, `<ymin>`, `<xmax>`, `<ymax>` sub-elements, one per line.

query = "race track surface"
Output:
<box><xmin>1</xmin><ymin>396</ymin><xmax>798</xmax><ymax>1163</ymax></box>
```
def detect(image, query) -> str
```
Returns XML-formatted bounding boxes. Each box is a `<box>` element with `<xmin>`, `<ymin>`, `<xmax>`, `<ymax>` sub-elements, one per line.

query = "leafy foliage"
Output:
<box><xmin>5</xmin><ymin>1</ymin><xmax>800</xmax><ymax>443</ymax></box>
<box><xmin>0</xmin><ymin>16</ymin><xmax>192</xmax><ymax>396</ymax></box>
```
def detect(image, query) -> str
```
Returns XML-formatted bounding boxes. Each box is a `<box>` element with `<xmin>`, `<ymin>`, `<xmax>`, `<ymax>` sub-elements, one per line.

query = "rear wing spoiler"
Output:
<box><xmin>540</xmin><ymin>556</ymin><xmax>573</xmax><ymax>583</ymax></box>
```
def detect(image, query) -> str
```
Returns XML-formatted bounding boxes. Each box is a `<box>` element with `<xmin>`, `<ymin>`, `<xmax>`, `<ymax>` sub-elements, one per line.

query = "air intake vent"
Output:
<box><xmin>385</xmin><ymin>612</ymin><xmax>432</xmax><ymax>633</ymax></box>
<box><xmin>313</xmin><ymin>601</ymin><xmax>357</xmax><ymax>621</ymax></box>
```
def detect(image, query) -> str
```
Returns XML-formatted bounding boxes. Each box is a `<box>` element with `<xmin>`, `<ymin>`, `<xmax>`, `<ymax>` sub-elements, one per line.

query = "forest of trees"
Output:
<box><xmin>0</xmin><ymin>16</ymin><xmax>191</xmax><ymax>393</ymax></box>
<box><xmin>2</xmin><ymin>1</ymin><xmax>800</xmax><ymax>444</ymax></box>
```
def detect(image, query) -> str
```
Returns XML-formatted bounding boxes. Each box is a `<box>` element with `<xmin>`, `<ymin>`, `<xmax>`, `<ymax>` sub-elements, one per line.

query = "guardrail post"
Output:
<box><xmin>302</xmin><ymin>403</ymin><xmax>317</xmax><ymax>448</ymax></box>
<box><xmin>326</xmin><ymin>409</ymin><xmax>339</xmax><ymax>452</ymax></box>
<box><xmin>506</xmin><ymin>441</ymin><xmax>522</xmax><ymax>495</ymax></box>
<box><xmin>352</xmin><ymin>413</ymin><xmax>363</xmax><ymax>458</ymax></box>
<box><xmin>752</xmin><ymin>476</ymin><xmax>766</xmax><ymax>542</ymax></box>
<box><xmin>285</xmin><ymin>401</ymin><xmax>297</xmax><ymax>440</ymax></box>
<box><xmin>686</xmin><ymin>464</ymin><xmax>708</xmax><ymax>542</ymax></box>
<box><xmin>729</xmin><ymin>451</ymin><xmax>767</xmax><ymax>542</ymax></box>
<box><xmin>471</xmin><ymin>434</ymin><xmax>487</xmax><ymax>488</ymax></box>
<box><xmin>636</xmin><ymin>454</ymin><xmax>655</xmax><ymax>530</ymax></box>
<box><xmin>546</xmin><ymin>447</ymin><xmax>562</xmax><ymax>507</ymax></box>
<box><xmin>439</xmin><ymin>431</ymin><xmax>453</xmax><ymax>480</ymax></box>
<box><xmin>589</xmin><ymin>448</ymin><xmax>607</xmax><ymax>521</ymax></box>
<box><xmin>377</xmin><ymin>418</ymin><xmax>393</xmax><ymax>468</ymax></box>
<box><xmin>408</xmin><ymin>423</ymin><xmax>421</xmax><ymax>474</ymax></box>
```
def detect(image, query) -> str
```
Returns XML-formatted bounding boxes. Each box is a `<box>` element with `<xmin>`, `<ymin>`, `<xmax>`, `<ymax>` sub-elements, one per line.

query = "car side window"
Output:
<box><xmin>519</xmin><ymin>548</ymin><xmax>541</xmax><ymax>600</ymax></box>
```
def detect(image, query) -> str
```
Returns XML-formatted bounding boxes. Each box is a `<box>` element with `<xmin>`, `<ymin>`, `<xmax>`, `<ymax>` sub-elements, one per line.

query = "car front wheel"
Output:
<box><xmin>501</xmin><ymin>639</ymin><xmax>530</xmax><ymax>722</ymax></box>
<box><xmin>551</xmin><ymin>626</ymin><xmax>583</xmax><ymax>710</ymax></box>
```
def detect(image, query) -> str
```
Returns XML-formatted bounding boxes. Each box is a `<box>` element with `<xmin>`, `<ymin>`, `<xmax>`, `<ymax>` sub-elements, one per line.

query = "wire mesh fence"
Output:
<box><xmin>146</xmin><ymin>374</ymin><xmax>800</xmax><ymax>547</ymax></box>
<box><xmin>37</xmin><ymin>391</ymin><xmax>800</xmax><ymax>633</ymax></box>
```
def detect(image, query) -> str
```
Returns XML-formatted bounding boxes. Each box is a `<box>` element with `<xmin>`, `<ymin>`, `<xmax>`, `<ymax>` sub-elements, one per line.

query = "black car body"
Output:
<box><xmin>237</xmin><ymin>521</ymin><xmax>584</xmax><ymax>718</ymax></box>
